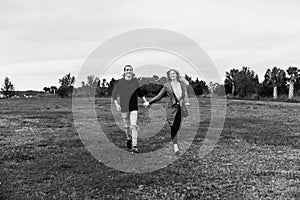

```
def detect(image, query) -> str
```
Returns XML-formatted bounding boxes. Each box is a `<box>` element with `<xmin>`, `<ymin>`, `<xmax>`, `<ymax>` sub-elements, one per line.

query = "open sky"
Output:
<box><xmin>1</xmin><ymin>0</ymin><xmax>300</xmax><ymax>90</ymax></box>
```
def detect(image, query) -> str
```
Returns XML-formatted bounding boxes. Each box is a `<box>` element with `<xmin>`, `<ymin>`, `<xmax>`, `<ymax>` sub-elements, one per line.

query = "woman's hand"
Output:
<box><xmin>185</xmin><ymin>102</ymin><xmax>190</xmax><ymax>106</ymax></box>
<box><xmin>143</xmin><ymin>102</ymin><xmax>150</xmax><ymax>108</ymax></box>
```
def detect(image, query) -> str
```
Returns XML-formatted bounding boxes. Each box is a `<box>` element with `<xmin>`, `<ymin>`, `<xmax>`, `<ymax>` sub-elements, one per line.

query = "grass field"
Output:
<box><xmin>0</xmin><ymin>96</ymin><xmax>299</xmax><ymax>199</ymax></box>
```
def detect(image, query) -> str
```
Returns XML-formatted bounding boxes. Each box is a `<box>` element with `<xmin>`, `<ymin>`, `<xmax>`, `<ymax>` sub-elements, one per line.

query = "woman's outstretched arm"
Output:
<box><xmin>148</xmin><ymin>86</ymin><xmax>166</xmax><ymax>105</ymax></box>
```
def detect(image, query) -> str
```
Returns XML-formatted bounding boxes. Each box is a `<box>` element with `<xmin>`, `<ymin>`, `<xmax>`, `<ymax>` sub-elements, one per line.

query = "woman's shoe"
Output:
<box><xmin>132</xmin><ymin>146</ymin><xmax>138</xmax><ymax>153</ymax></box>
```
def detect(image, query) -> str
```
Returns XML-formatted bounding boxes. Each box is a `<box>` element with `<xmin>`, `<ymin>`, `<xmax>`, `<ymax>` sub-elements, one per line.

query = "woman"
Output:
<box><xmin>144</xmin><ymin>69</ymin><xmax>190</xmax><ymax>156</ymax></box>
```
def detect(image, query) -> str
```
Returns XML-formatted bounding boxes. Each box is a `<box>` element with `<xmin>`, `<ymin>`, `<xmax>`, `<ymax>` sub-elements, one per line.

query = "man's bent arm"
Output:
<box><xmin>142</xmin><ymin>96</ymin><xmax>148</xmax><ymax>103</ymax></box>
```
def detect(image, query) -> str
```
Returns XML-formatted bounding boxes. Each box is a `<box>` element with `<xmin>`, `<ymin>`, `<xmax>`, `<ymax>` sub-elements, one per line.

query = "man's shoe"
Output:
<box><xmin>175</xmin><ymin>150</ymin><xmax>180</xmax><ymax>156</ymax></box>
<box><xmin>126</xmin><ymin>139</ymin><xmax>132</xmax><ymax>149</ymax></box>
<box><xmin>132</xmin><ymin>146</ymin><xmax>138</xmax><ymax>153</ymax></box>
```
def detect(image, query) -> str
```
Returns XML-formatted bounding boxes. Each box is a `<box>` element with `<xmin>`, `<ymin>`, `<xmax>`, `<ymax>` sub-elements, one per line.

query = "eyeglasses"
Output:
<box><xmin>125</xmin><ymin>68</ymin><xmax>133</xmax><ymax>71</ymax></box>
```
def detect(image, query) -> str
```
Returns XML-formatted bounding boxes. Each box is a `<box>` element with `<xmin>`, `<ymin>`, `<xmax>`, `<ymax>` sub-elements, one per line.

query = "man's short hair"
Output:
<box><xmin>124</xmin><ymin>65</ymin><xmax>133</xmax><ymax>71</ymax></box>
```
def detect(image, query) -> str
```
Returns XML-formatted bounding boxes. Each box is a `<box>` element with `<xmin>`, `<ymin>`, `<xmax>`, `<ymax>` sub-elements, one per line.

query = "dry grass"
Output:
<box><xmin>0</xmin><ymin>96</ymin><xmax>299</xmax><ymax>199</ymax></box>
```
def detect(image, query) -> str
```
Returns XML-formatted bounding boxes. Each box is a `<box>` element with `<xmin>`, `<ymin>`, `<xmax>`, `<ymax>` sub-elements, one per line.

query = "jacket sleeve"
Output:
<box><xmin>149</xmin><ymin>86</ymin><xmax>166</xmax><ymax>105</ymax></box>
<box><xmin>182</xmin><ymin>83</ymin><xmax>189</xmax><ymax>103</ymax></box>
<box><xmin>112</xmin><ymin>80</ymin><xmax>120</xmax><ymax>100</ymax></box>
<box><xmin>179</xmin><ymin>76</ymin><xmax>190</xmax><ymax>86</ymax></box>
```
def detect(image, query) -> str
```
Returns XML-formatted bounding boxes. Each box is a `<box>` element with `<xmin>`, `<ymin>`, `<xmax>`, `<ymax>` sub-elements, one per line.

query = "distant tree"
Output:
<box><xmin>286</xmin><ymin>66</ymin><xmax>299</xmax><ymax>99</ymax></box>
<box><xmin>101</xmin><ymin>79</ymin><xmax>108</xmax><ymax>88</ymax></box>
<box><xmin>214</xmin><ymin>83</ymin><xmax>226</xmax><ymax>96</ymax></box>
<box><xmin>1</xmin><ymin>77</ymin><xmax>15</xmax><ymax>98</ymax></box>
<box><xmin>43</xmin><ymin>87</ymin><xmax>51</xmax><ymax>93</ymax></box>
<box><xmin>152</xmin><ymin>75</ymin><xmax>159</xmax><ymax>81</ymax></box>
<box><xmin>191</xmin><ymin>79</ymin><xmax>209</xmax><ymax>95</ymax></box>
<box><xmin>295</xmin><ymin>74</ymin><xmax>300</xmax><ymax>96</ymax></box>
<box><xmin>95</xmin><ymin>80</ymin><xmax>102</xmax><ymax>97</ymax></box>
<box><xmin>209</xmin><ymin>82</ymin><xmax>221</xmax><ymax>95</ymax></box>
<box><xmin>87</xmin><ymin>75</ymin><xmax>100</xmax><ymax>88</ymax></box>
<box><xmin>93</xmin><ymin>77</ymin><xmax>117</xmax><ymax>97</ymax></box>
<box><xmin>225</xmin><ymin>68</ymin><xmax>239</xmax><ymax>95</ymax></box>
<box><xmin>258</xmin><ymin>69</ymin><xmax>273</xmax><ymax>97</ymax></box>
<box><xmin>234</xmin><ymin>67</ymin><xmax>259</xmax><ymax>97</ymax></box>
<box><xmin>57</xmin><ymin>73</ymin><xmax>76</xmax><ymax>98</ymax></box>
<box><xmin>269</xmin><ymin>67</ymin><xmax>287</xmax><ymax>99</ymax></box>
<box><xmin>107</xmin><ymin>78</ymin><xmax>117</xmax><ymax>96</ymax></box>
<box><xmin>77</xmin><ymin>75</ymin><xmax>100</xmax><ymax>96</ymax></box>
<box><xmin>57</xmin><ymin>85</ymin><xmax>73</xmax><ymax>98</ymax></box>
<box><xmin>224</xmin><ymin>78</ymin><xmax>232</xmax><ymax>95</ymax></box>
<box><xmin>59</xmin><ymin>73</ymin><xmax>75</xmax><ymax>87</ymax></box>
<box><xmin>50</xmin><ymin>86</ymin><xmax>57</xmax><ymax>94</ymax></box>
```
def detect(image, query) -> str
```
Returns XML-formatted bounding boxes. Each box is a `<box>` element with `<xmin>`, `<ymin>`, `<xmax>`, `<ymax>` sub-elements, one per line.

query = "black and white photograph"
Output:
<box><xmin>1</xmin><ymin>0</ymin><xmax>300</xmax><ymax>199</ymax></box>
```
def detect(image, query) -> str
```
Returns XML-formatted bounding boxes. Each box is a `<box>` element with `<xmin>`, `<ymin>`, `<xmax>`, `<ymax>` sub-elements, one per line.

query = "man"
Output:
<box><xmin>112</xmin><ymin>65</ymin><xmax>148</xmax><ymax>153</ymax></box>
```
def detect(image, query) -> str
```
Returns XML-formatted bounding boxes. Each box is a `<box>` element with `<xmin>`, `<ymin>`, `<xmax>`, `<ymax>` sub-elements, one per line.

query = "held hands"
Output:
<box><xmin>185</xmin><ymin>102</ymin><xmax>190</xmax><ymax>106</ymax></box>
<box><xmin>143</xmin><ymin>101</ymin><xmax>150</xmax><ymax>108</ymax></box>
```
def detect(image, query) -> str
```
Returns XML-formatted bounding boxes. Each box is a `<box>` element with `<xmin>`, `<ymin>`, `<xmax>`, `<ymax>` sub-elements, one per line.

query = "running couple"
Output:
<box><xmin>112</xmin><ymin>65</ymin><xmax>190</xmax><ymax>156</ymax></box>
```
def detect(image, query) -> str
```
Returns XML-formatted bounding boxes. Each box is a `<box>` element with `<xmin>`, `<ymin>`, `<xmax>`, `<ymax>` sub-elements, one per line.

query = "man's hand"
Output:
<box><xmin>115</xmin><ymin>104</ymin><xmax>121</xmax><ymax>111</ymax></box>
<box><xmin>143</xmin><ymin>102</ymin><xmax>149</xmax><ymax>108</ymax></box>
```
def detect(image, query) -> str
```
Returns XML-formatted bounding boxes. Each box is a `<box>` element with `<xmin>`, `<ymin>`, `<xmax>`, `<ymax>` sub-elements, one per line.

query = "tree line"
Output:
<box><xmin>1</xmin><ymin>66</ymin><xmax>299</xmax><ymax>100</ymax></box>
<box><xmin>58</xmin><ymin>74</ymin><xmax>209</xmax><ymax>98</ymax></box>
<box><xmin>221</xmin><ymin>66</ymin><xmax>300</xmax><ymax>99</ymax></box>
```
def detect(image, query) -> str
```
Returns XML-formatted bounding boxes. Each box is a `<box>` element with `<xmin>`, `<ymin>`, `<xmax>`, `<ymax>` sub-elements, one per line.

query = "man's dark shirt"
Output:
<box><xmin>112</xmin><ymin>78</ymin><xmax>144</xmax><ymax>112</ymax></box>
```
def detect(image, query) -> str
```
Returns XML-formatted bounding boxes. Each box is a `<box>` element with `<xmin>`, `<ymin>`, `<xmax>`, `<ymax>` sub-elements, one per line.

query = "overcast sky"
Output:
<box><xmin>1</xmin><ymin>0</ymin><xmax>300</xmax><ymax>90</ymax></box>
